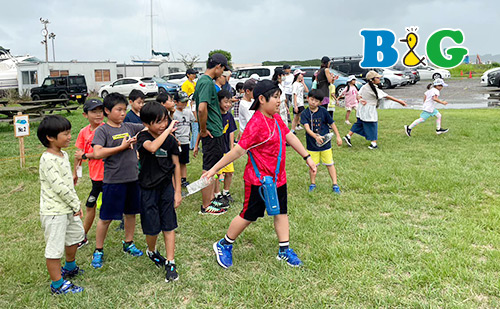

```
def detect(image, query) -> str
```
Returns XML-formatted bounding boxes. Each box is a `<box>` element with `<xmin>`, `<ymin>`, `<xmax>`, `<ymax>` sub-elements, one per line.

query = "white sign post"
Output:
<box><xmin>13</xmin><ymin>112</ymin><xmax>29</xmax><ymax>168</ymax></box>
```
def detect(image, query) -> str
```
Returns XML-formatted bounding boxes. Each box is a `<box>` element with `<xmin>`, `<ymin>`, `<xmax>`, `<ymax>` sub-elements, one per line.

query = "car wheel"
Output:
<box><xmin>383</xmin><ymin>79</ymin><xmax>391</xmax><ymax>89</ymax></box>
<box><xmin>158</xmin><ymin>87</ymin><xmax>166</xmax><ymax>94</ymax></box>
<box><xmin>77</xmin><ymin>98</ymin><xmax>85</xmax><ymax>104</ymax></box>
<box><xmin>58</xmin><ymin>93</ymin><xmax>68</xmax><ymax>100</ymax></box>
<box><xmin>32</xmin><ymin>94</ymin><xmax>40</xmax><ymax>101</ymax></box>
<box><xmin>101</xmin><ymin>91</ymin><xmax>108</xmax><ymax>99</ymax></box>
<box><xmin>432</xmin><ymin>73</ymin><xmax>442</xmax><ymax>79</ymax></box>
<box><xmin>336</xmin><ymin>84</ymin><xmax>346</xmax><ymax>97</ymax></box>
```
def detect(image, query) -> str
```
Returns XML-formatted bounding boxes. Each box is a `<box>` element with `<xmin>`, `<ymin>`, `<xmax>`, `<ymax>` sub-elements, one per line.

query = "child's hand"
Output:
<box><xmin>73</xmin><ymin>209</ymin><xmax>83</xmax><ymax>218</ymax></box>
<box><xmin>75</xmin><ymin>149</ymin><xmax>84</xmax><ymax>160</ymax></box>
<box><xmin>193</xmin><ymin>146</ymin><xmax>199</xmax><ymax>158</ymax></box>
<box><xmin>174</xmin><ymin>192</ymin><xmax>182</xmax><ymax>209</ymax></box>
<box><xmin>167</xmin><ymin>119</ymin><xmax>178</xmax><ymax>133</ymax></box>
<box><xmin>121</xmin><ymin>135</ymin><xmax>137</xmax><ymax>150</ymax></box>
<box><xmin>333</xmin><ymin>75</ymin><xmax>339</xmax><ymax>81</ymax></box>
<box><xmin>360</xmin><ymin>99</ymin><xmax>367</xmax><ymax>105</ymax></box>
<box><xmin>400</xmin><ymin>100</ymin><xmax>408</xmax><ymax>107</ymax></box>
<box><xmin>315</xmin><ymin>135</ymin><xmax>324</xmax><ymax>144</ymax></box>
<box><xmin>442</xmin><ymin>101</ymin><xmax>448</xmax><ymax>105</ymax></box>
<box><xmin>336</xmin><ymin>137</ymin><xmax>343</xmax><ymax>146</ymax></box>
<box><xmin>73</xmin><ymin>173</ymin><xmax>78</xmax><ymax>186</ymax></box>
<box><xmin>294</xmin><ymin>106</ymin><xmax>298</xmax><ymax>114</ymax></box>
<box><xmin>201</xmin><ymin>170</ymin><xmax>215</xmax><ymax>181</ymax></box>
<box><xmin>306</xmin><ymin>157</ymin><xmax>317</xmax><ymax>175</ymax></box>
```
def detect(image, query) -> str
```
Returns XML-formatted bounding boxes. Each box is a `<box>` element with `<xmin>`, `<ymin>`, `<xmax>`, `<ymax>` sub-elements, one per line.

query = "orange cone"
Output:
<box><xmin>460</xmin><ymin>70</ymin><xmax>463</xmax><ymax>76</ymax></box>
<box><xmin>469</xmin><ymin>71</ymin><xmax>472</xmax><ymax>78</ymax></box>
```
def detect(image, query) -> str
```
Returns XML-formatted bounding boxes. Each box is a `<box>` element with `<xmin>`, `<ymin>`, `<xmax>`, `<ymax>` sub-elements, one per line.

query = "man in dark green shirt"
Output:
<box><xmin>193</xmin><ymin>53</ymin><xmax>230</xmax><ymax>215</ymax></box>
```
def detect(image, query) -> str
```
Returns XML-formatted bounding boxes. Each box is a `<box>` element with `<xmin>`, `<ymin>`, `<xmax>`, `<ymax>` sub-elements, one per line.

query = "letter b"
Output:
<box><xmin>359</xmin><ymin>29</ymin><xmax>398</xmax><ymax>68</ymax></box>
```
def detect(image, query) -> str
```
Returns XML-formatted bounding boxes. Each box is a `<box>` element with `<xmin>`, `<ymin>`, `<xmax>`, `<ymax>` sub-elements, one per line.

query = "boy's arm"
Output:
<box><xmin>193</xmin><ymin>132</ymin><xmax>202</xmax><ymax>157</ymax></box>
<box><xmin>198</xmin><ymin>102</ymin><xmax>212</xmax><ymax>138</ymax></box>
<box><xmin>330</xmin><ymin>123</ymin><xmax>343</xmax><ymax>146</ymax></box>
<box><xmin>172</xmin><ymin>154</ymin><xmax>182</xmax><ymax>208</ymax></box>
<box><xmin>285</xmin><ymin>132</ymin><xmax>317</xmax><ymax>175</ymax></box>
<box><xmin>93</xmin><ymin>136</ymin><xmax>136</xmax><ymax>160</ymax></box>
<box><xmin>303</xmin><ymin>123</ymin><xmax>323</xmax><ymax>145</ymax></box>
<box><xmin>142</xmin><ymin>120</ymin><xmax>178</xmax><ymax>153</ymax></box>
<box><xmin>72</xmin><ymin>153</ymin><xmax>82</xmax><ymax>185</ymax></box>
<box><xmin>229</xmin><ymin>131</ymin><xmax>235</xmax><ymax>150</ymax></box>
<box><xmin>42</xmin><ymin>158</ymin><xmax>81</xmax><ymax>213</ymax></box>
<box><xmin>202</xmin><ymin>145</ymin><xmax>246</xmax><ymax>179</ymax></box>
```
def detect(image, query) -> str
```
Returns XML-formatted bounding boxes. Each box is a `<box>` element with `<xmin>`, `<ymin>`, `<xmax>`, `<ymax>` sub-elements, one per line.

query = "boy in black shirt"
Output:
<box><xmin>137</xmin><ymin>102</ymin><xmax>182</xmax><ymax>282</ymax></box>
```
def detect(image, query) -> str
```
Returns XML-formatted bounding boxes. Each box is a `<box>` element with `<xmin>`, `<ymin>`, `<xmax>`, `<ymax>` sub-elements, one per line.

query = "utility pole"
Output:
<box><xmin>150</xmin><ymin>0</ymin><xmax>153</xmax><ymax>57</ymax></box>
<box><xmin>49</xmin><ymin>32</ymin><xmax>56</xmax><ymax>61</ymax></box>
<box><xmin>40</xmin><ymin>18</ymin><xmax>50</xmax><ymax>62</ymax></box>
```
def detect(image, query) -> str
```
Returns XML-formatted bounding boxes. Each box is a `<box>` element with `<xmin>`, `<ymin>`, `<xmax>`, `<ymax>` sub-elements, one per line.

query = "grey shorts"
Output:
<box><xmin>40</xmin><ymin>213</ymin><xmax>85</xmax><ymax>259</ymax></box>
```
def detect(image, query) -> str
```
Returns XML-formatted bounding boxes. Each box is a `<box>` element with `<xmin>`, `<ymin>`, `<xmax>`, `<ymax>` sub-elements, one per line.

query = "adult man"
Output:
<box><xmin>193</xmin><ymin>53</ymin><xmax>230</xmax><ymax>215</ymax></box>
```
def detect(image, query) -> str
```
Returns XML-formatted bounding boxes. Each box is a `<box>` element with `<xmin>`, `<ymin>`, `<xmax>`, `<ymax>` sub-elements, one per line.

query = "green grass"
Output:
<box><xmin>1</xmin><ymin>108</ymin><xmax>500</xmax><ymax>307</ymax></box>
<box><xmin>449</xmin><ymin>63</ymin><xmax>500</xmax><ymax>77</ymax></box>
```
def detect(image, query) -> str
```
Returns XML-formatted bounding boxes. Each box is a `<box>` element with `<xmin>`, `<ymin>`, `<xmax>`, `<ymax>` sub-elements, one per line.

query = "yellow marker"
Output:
<box><xmin>400</xmin><ymin>28</ymin><xmax>426</xmax><ymax>67</ymax></box>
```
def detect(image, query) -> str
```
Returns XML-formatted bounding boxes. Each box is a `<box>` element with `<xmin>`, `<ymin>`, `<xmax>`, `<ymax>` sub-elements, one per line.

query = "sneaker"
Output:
<box><xmin>345</xmin><ymin>120</ymin><xmax>352</xmax><ymax>125</ymax></box>
<box><xmin>181</xmin><ymin>179</ymin><xmax>190</xmax><ymax>187</ymax></box>
<box><xmin>436</xmin><ymin>128</ymin><xmax>449</xmax><ymax>135</ymax></box>
<box><xmin>61</xmin><ymin>266</ymin><xmax>84</xmax><ymax>279</ymax></box>
<box><xmin>213</xmin><ymin>240</ymin><xmax>233</xmax><ymax>269</ymax></box>
<box><xmin>122</xmin><ymin>241</ymin><xmax>143</xmax><ymax>257</ymax></box>
<box><xmin>404</xmin><ymin>125</ymin><xmax>412</xmax><ymax>137</ymax></box>
<box><xmin>213</xmin><ymin>196</ymin><xmax>230</xmax><ymax>209</ymax></box>
<box><xmin>332</xmin><ymin>184</ymin><xmax>341</xmax><ymax>195</ymax></box>
<box><xmin>146</xmin><ymin>249</ymin><xmax>166</xmax><ymax>268</ymax></box>
<box><xmin>224</xmin><ymin>192</ymin><xmax>234</xmax><ymax>203</ymax></box>
<box><xmin>308</xmin><ymin>184</ymin><xmax>316</xmax><ymax>192</ymax></box>
<box><xmin>199</xmin><ymin>205</ymin><xmax>227</xmax><ymax>215</ymax></box>
<box><xmin>91</xmin><ymin>251</ymin><xmax>103</xmax><ymax>269</ymax></box>
<box><xmin>368</xmin><ymin>144</ymin><xmax>378</xmax><ymax>150</ymax></box>
<box><xmin>296</xmin><ymin>125</ymin><xmax>304</xmax><ymax>131</ymax></box>
<box><xmin>77</xmin><ymin>237</ymin><xmax>88</xmax><ymax>249</ymax></box>
<box><xmin>343</xmin><ymin>135</ymin><xmax>352</xmax><ymax>147</ymax></box>
<box><xmin>276</xmin><ymin>248</ymin><xmax>303</xmax><ymax>267</ymax></box>
<box><xmin>51</xmin><ymin>280</ymin><xmax>84</xmax><ymax>295</ymax></box>
<box><xmin>165</xmin><ymin>263</ymin><xmax>179</xmax><ymax>282</ymax></box>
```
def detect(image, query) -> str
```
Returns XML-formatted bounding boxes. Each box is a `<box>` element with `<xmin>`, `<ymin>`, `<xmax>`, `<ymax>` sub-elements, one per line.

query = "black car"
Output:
<box><xmin>331</xmin><ymin>56</ymin><xmax>371</xmax><ymax>79</ymax></box>
<box><xmin>488</xmin><ymin>70</ymin><xmax>500</xmax><ymax>87</ymax></box>
<box><xmin>31</xmin><ymin>75</ymin><xmax>88</xmax><ymax>103</ymax></box>
<box><xmin>392</xmin><ymin>65</ymin><xmax>420</xmax><ymax>84</ymax></box>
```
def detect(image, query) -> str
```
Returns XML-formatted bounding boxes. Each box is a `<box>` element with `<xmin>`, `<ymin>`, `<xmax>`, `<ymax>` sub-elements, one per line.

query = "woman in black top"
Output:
<box><xmin>316</xmin><ymin>56</ymin><xmax>337</xmax><ymax>107</ymax></box>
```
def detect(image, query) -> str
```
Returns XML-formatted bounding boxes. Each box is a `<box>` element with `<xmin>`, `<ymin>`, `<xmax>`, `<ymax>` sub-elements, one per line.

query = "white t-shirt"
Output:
<box><xmin>292</xmin><ymin>82</ymin><xmax>305</xmax><ymax>107</ymax></box>
<box><xmin>283</xmin><ymin>74</ymin><xmax>294</xmax><ymax>95</ymax></box>
<box><xmin>422</xmin><ymin>88</ymin><xmax>440</xmax><ymax>113</ymax></box>
<box><xmin>238</xmin><ymin>98</ymin><xmax>255</xmax><ymax>132</ymax></box>
<box><xmin>357</xmin><ymin>84</ymin><xmax>388</xmax><ymax>122</ymax></box>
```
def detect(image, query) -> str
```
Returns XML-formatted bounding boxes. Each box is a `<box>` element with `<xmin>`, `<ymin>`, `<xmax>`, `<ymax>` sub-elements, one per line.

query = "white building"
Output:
<box><xmin>117</xmin><ymin>61</ymin><xmax>207</xmax><ymax>79</ymax></box>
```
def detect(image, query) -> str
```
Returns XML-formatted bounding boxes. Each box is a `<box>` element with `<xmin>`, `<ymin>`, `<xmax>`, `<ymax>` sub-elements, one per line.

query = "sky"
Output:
<box><xmin>0</xmin><ymin>0</ymin><xmax>497</xmax><ymax>65</ymax></box>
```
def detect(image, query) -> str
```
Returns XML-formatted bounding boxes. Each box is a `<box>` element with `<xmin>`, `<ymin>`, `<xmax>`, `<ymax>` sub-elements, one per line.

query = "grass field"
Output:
<box><xmin>1</xmin><ymin>108</ymin><xmax>500</xmax><ymax>308</ymax></box>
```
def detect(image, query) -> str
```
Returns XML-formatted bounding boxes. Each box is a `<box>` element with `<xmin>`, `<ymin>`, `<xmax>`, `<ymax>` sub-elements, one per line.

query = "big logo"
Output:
<box><xmin>359</xmin><ymin>27</ymin><xmax>468</xmax><ymax>69</ymax></box>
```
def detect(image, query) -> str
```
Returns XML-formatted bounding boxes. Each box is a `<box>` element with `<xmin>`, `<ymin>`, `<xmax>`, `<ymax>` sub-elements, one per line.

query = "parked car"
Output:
<box><xmin>161</xmin><ymin>72</ymin><xmax>188</xmax><ymax>86</ymax></box>
<box><xmin>152</xmin><ymin>77</ymin><xmax>180</xmax><ymax>94</ymax></box>
<box><xmin>415</xmin><ymin>66</ymin><xmax>451</xmax><ymax>80</ymax></box>
<box><xmin>31</xmin><ymin>75</ymin><xmax>88</xmax><ymax>103</ymax></box>
<box><xmin>481</xmin><ymin>67</ymin><xmax>500</xmax><ymax>85</ymax></box>
<box><xmin>331</xmin><ymin>56</ymin><xmax>372</xmax><ymax>79</ymax></box>
<box><xmin>487</xmin><ymin>69</ymin><xmax>500</xmax><ymax>87</ymax></box>
<box><xmin>392</xmin><ymin>64</ymin><xmax>420</xmax><ymax>84</ymax></box>
<box><xmin>229</xmin><ymin>66</ymin><xmax>278</xmax><ymax>88</ymax></box>
<box><xmin>377</xmin><ymin>68</ymin><xmax>407</xmax><ymax>88</ymax></box>
<box><xmin>98</xmin><ymin>77</ymin><xmax>158</xmax><ymax>98</ymax></box>
<box><xmin>298</xmin><ymin>66</ymin><xmax>365</xmax><ymax>96</ymax></box>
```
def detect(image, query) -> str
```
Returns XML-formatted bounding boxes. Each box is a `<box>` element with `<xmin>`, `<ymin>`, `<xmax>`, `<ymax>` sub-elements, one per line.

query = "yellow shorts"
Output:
<box><xmin>218</xmin><ymin>162</ymin><xmax>234</xmax><ymax>174</ymax></box>
<box><xmin>308</xmin><ymin>149</ymin><xmax>334</xmax><ymax>166</ymax></box>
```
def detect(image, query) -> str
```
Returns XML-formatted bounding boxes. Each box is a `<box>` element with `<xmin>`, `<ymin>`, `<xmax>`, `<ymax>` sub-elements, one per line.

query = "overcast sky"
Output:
<box><xmin>0</xmin><ymin>0</ymin><xmax>496</xmax><ymax>64</ymax></box>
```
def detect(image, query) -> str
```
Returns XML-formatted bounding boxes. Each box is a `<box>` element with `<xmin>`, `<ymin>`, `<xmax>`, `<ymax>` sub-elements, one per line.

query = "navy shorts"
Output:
<box><xmin>179</xmin><ymin>143</ymin><xmax>190</xmax><ymax>165</ymax></box>
<box><xmin>240</xmin><ymin>182</ymin><xmax>288</xmax><ymax>222</ymax></box>
<box><xmin>140</xmin><ymin>182</ymin><xmax>177</xmax><ymax>235</ymax></box>
<box><xmin>350</xmin><ymin>118</ymin><xmax>378</xmax><ymax>141</ymax></box>
<box><xmin>100</xmin><ymin>181</ymin><xmax>141</xmax><ymax>221</ymax></box>
<box><xmin>86</xmin><ymin>180</ymin><xmax>103</xmax><ymax>208</ymax></box>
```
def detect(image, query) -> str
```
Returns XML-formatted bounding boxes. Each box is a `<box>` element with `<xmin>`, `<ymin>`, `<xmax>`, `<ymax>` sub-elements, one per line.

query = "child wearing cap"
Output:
<box><xmin>343</xmin><ymin>71</ymin><xmax>407</xmax><ymax>150</ymax></box>
<box><xmin>203</xmin><ymin>80</ymin><xmax>317</xmax><ymax>269</ymax></box>
<box><xmin>338</xmin><ymin>76</ymin><xmax>360</xmax><ymax>125</ymax></box>
<box><xmin>173</xmin><ymin>91</ymin><xmax>195</xmax><ymax>187</ymax></box>
<box><xmin>73</xmin><ymin>98</ymin><xmax>105</xmax><ymax>248</ymax></box>
<box><xmin>124</xmin><ymin>89</ymin><xmax>146</xmax><ymax>124</ymax></box>
<box><xmin>405</xmin><ymin>79</ymin><xmax>449</xmax><ymax>137</ymax></box>
<box><xmin>291</xmin><ymin>69</ymin><xmax>308</xmax><ymax>133</ymax></box>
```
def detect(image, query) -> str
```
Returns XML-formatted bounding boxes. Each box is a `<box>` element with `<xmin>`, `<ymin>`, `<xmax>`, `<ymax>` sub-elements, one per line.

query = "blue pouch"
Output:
<box><xmin>248</xmin><ymin>120</ymin><xmax>282</xmax><ymax>216</ymax></box>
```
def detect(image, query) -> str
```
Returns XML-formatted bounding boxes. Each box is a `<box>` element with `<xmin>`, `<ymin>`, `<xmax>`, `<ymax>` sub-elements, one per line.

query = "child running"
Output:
<box><xmin>405</xmin><ymin>78</ymin><xmax>449</xmax><ymax>137</ymax></box>
<box><xmin>300</xmin><ymin>89</ymin><xmax>343</xmax><ymax>193</ymax></box>
<box><xmin>343</xmin><ymin>71</ymin><xmax>407</xmax><ymax>150</ymax></box>
<box><xmin>203</xmin><ymin>80</ymin><xmax>317</xmax><ymax>269</ymax></box>
<box><xmin>37</xmin><ymin>115</ymin><xmax>85</xmax><ymax>294</ymax></box>
<box><xmin>338</xmin><ymin>75</ymin><xmax>360</xmax><ymax>125</ymax></box>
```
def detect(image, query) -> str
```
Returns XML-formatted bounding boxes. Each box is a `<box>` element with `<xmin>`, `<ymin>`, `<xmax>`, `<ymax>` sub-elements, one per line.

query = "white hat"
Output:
<box><xmin>347</xmin><ymin>75</ymin><xmax>356</xmax><ymax>82</ymax></box>
<box><xmin>433</xmin><ymin>78</ymin><xmax>448</xmax><ymax>87</ymax></box>
<box><xmin>293</xmin><ymin>69</ymin><xmax>306</xmax><ymax>76</ymax></box>
<box><xmin>250</xmin><ymin>73</ymin><xmax>261</xmax><ymax>81</ymax></box>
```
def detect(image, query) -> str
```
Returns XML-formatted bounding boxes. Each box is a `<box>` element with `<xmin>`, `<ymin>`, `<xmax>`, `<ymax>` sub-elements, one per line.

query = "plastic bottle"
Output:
<box><xmin>76</xmin><ymin>165</ymin><xmax>83</xmax><ymax>178</ymax></box>
<box><xmin>186</xmin><ymin>176</ymin><xmax>214</xmax><ymax>196</ymax></box>
<box><xmin>316</xmin><ymin>132</ymin><xmax>334</xmax><ymax>147</ymax></box>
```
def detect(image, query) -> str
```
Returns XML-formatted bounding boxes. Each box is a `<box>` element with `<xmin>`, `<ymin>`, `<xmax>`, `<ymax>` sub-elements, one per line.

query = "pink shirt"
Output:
<box><xmin>75</xmin><ymin>124</ymin><xmax>104</xmax><ymax>181</ymax></box>
<box><xmin>342</xmin><ymin>86</ymin><xmax>359</xmax><ymax>108</ymax></box>
<box><xmin>238</xmin><ymin>111</ymin><xmax>290</xmax><ymax>187</ymax></box>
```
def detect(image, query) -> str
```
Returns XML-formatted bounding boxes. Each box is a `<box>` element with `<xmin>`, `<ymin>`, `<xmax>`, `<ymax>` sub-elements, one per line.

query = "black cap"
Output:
<box><xmin>243</xmin><ymin>78</ymin><xmax>257</xmax><ymax>91</ymax></box>
<box><xmin>321</xmin><ymin>56</ymin><xmax>331</xmax><ymax>64</ymax></box>
<box><xmin>274</xmin><ymin>67</ymin><xmax>284</xmax><ymax>76</ymax></box>
<box><xmin>186</xmin><ymin>68</ymin><xmax>198</xmax><ymax>75</ymax></box>
<box><xmin>174</xmin><ymin>91</ymin><xmax>189</xmax><ymax>103</ymax></box>
<box><xmin>83</xmin><ymin>98</ymin><xmax>103</xmax><ymax>113</ymax></box>
<box><xmin>209</xmin><ymin>53</ymin><xmax>230</xmax><ymax>70</ymax></box>
<box><xmin>250</xmin><ymin>80</ymin><xmax>280</xmax><ymax>110</ymax></box>
<box><xmin>282</xmin><ymin>64</ymin><xmax>291</xmax><ymax>70</ymax></box>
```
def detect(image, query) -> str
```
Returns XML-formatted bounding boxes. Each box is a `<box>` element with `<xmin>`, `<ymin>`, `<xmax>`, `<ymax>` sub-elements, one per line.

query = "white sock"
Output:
<box><xmin>214</xmin><ymin>192</ymin><xmax>221</xmax><ymax>198</ymax></box>
<box><xmin>223</xmin><ymin>189</ymin><xmax>229</xmax><ymax>195</ymax></box>
<box><xmin>168</xmin><ymin>259</ymin><xmax>175</xmax><ymax>265</ymax></box>
<box><xmin>371</xmin><ymin>141</ymin><xmax>377</xmax><ymax>146</ymax></box>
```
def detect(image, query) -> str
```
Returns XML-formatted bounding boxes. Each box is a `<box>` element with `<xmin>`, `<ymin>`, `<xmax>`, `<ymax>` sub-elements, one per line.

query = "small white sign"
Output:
<box><xmin>14</xmin><ymin>114</ymin><xmax>30</xmax><ymax>137</ymax></box>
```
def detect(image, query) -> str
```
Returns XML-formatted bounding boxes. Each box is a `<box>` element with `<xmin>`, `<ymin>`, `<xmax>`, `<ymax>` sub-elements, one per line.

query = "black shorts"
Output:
<box><xmin>140</xmin><ymin>182</ymin><xmax>177</xmax><ymax>235</ymax></box>
<box><xmin>100</xmin><ymin>181</ymin><xmax>141</xmax><ymax>221</ymax></box>
<box><xmin>179</xmin><ymin>144</ymin><xmax>190</xmax><ymax>165</ymax></box>
<box><xmin>293</xmin><ymin>106</ymin><xmax>305</xmax><ymax>115</ymax></box>
<box><xmin>201</xmin><ymin>135</ymin><xmax>224</xmax><ymax>171</ymax></box>
<box><xmin>240</xmin><ymin>183</ymin><xmax>288</xmax><ymax>222</ymax></box>
<box><xmin>86</xmin><ymin>180</ymin><xmax>103</xmax><ymax>208</ymax></box>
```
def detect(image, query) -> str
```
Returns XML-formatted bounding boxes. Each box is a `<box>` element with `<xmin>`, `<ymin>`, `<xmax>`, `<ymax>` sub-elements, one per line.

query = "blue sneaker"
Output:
<box><xmin>213</xmin><ymin>240</ymin><xmax>233</xmax><ymax>269</ymax></box>
<box><xmin>51</xmin><ymin>280</ymin><xmax>84</xmax><ymax>295</ymax></box>
<box><xmin>122</xmin><ymin>241</ymin><xmax>143</xmax><ymax>257</ymax></box>
<box><xmin>333</xmin><ymin>185</ymin><xmax>341</xmax><ymax>195</ymax></box>
<box><xmin>61</xmin><ymin>266</ymin><xmax>84</xmax><ymax>279</ymax></box>
<box><xmin>308</xmin><ymin>184</ymin><xmax>316</xmax><ymax>192</ymax></box>
<box><xmin>91</xmin><ymin>251</ymin><xmax>103</xmax><ymax>269</ymax></box>
<box><xmin>277</xmin><ymin>248</ymin><xmax>303</xmax><ymax>267</ymax></box>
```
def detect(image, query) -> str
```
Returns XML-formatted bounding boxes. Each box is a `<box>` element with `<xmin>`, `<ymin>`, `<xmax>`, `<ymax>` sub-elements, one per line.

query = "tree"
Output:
<box><xmin>208</xmin><ymin>49</ymin><xmax>232</xmax><ymax>68</ymax></box>
<box><xmin>179</xmin><ymin>53</ymin><xmax>200</xmax><ymax>70</ymax></box>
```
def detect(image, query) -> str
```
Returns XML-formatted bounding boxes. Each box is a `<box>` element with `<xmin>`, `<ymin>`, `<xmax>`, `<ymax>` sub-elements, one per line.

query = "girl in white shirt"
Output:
<box><xmin>343</xmin><ymin>71</ymin><xmax>407</xmax><ymax>150</ymax></box>
<box><xmin>291</xmin><ymin>69</ymin><xmax>309</xmax><ymax>133</ymax></box>
<box><xmin>405</xmin><ymin>79</ymin><xmax>449</xmax><ymax>137</ymax></box>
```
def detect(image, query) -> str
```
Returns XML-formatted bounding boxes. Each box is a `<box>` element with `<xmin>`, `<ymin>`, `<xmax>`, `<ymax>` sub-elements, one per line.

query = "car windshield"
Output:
<box><xmin>141</xmin><ymin>77</ymin><xmax>154</xmax><ymax>83</ymax></box>
<box><xmin>152</xmin><ymin>77</ymin><xmax>167</xmax><ymax>83</ymax></box>
<box><xmin>330</xmin><ymin>69</ymin><xmax>348</xmax><ymax>77</ymax></box>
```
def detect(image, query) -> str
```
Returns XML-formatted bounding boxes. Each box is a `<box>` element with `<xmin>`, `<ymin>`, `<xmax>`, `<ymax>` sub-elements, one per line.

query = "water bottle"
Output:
<box><xmin>76</xmin><ymin>165</ymin><xmax>83</xmax><ymax>178</ymax></box>
<box><xmin>186</xmin><ymin>176</ymin><xmax>214</xmax><ymax>196</ymax></box>
<box><xmin>316</xmin><ymin>132</ymin><xmax>334</xmax><ymax>147</ymax></box>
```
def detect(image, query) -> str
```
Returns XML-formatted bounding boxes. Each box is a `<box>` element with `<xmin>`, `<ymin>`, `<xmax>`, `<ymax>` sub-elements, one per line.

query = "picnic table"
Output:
<box><xmin>0</xmin><ymin>98</ymin><xmax>79</xmax><ymax>124</ymax></box>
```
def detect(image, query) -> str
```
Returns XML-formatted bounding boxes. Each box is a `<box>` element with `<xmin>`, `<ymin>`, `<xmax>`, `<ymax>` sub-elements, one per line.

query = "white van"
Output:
<box><xmin>229</xmin><ymin>66</ymin><xmax>279</xmax><ymax>88</ymax></box>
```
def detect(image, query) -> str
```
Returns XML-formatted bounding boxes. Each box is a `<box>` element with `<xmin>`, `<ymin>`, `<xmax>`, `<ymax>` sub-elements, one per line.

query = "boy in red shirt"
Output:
<box><xmin>203</xmin><ymin>80</ymin><xmax>317</xmax><ymax>268</ymax></box>
<box><xmin>73</xmin><ymin>98</ymin><xmax>105</xmax><ymax>248</ymax></box>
